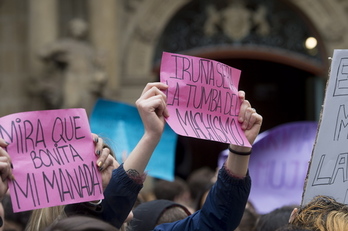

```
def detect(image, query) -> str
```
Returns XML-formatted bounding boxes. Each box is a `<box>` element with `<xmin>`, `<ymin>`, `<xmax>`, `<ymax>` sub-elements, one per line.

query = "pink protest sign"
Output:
<box><xmin>0</xmin><ymin>108</ymin><xmax>103</xmax><ymax>212</ymax></box>
<box><xmin>160</xmin><ymin>52</ymin><xmax>250</xmax><ymax>147</ymax></box>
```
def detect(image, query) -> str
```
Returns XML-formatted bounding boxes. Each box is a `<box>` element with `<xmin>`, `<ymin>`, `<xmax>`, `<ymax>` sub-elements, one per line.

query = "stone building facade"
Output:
<box><xmin>1</xmin><ymin>0</ymin><xmax>348</xmax><ymax>172</ymax></box>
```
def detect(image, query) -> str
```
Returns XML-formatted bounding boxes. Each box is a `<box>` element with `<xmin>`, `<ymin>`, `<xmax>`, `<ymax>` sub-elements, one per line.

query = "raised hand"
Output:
<box><xmin>0</xmin><ymin>139</ymin><xmax>14</xmax><ymax>201</ymax></box>
<box><xmin>135</xmin><ymin>82</ymin><xmax>169</xmax><ymax>138</ymax></box>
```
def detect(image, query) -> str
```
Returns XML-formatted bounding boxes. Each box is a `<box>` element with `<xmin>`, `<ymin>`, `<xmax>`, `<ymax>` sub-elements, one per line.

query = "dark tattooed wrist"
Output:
<box><xmin>126</xmin><ymin>169</ymin><xmax>146</xmax><ymax>184</ymax></box>
<box><xmin>126</xmin><ymin>169</ymin><xmax>140</xmax><ymax>178</ymax></box>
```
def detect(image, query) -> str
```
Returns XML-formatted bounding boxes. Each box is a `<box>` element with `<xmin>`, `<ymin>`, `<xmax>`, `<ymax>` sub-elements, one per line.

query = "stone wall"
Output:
<box><xmin>0</xmin><ymin>0</ymin><xmax>348</xmax><ymax>117</ymax></box>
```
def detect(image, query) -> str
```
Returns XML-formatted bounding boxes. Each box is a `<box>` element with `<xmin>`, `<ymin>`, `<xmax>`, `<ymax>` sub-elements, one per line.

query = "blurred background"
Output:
<box><xmin>0</xmin><ymin>0</ymin><xmax>346</xmax><ymax>179</ymax></box>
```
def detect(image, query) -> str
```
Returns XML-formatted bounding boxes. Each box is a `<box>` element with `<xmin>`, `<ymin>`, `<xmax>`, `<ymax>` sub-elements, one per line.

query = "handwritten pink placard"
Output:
<box><xmin>160</xmin><ymin>52</ymin><xmax>250</xmax><ymax>147</ymax></box>
<box><xmin>0</xmin><ymin>108</ymin><xmax>103</xmax><ymax>212</ymax></box>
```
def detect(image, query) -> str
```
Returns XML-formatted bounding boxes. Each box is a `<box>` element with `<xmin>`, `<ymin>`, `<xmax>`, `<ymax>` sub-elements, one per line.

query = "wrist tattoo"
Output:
<box><xmin>126</xmin><ymin>169</ymin><xmax>140</xmax><ymax>178</ymax></box>
<box><xmin>126</xmin><ymin>169</ymin><xmax>146</xmax><ymax>184</ymax></box>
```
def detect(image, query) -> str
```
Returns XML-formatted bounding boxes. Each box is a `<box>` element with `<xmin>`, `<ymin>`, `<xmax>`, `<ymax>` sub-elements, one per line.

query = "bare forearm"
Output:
<box><xmin>226</xmin><ymin>145</ymin><xmax>250</xmax><ymax>178</ymax></box>
<box><xmin>123</xmin><ymin>132</ymin><xmax>161</xmax><ymax>174</ymax></box>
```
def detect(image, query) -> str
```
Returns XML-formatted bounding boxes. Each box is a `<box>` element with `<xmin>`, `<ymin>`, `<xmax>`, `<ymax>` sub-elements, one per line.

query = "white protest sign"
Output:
<box><xmin>302</xmin><ymin>49</ymin><xmax>348</xmax><ymax>205</ymax></box>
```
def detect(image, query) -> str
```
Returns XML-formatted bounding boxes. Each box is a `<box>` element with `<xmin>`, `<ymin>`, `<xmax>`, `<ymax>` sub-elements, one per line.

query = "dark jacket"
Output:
<box><xmin>65</xmin><ymin>164</ymin><xmax>143</xmax><ymax>229</ymax></box>
<box><xmin>153</xmin><ymin>167</ymin><xmax>251</xmax><ymax>231</ymax></box>
<box><xmin>66</xmin><ymin>163</ymin><xmax>251</xmax><ymax>231</ymax></box>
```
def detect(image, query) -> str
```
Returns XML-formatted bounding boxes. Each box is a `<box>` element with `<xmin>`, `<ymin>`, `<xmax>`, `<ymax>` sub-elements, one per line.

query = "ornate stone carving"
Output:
<box><xmin>35</xmin><ymin>18</ymin><xmax>107</xmax><ymax>114</ymax></box>
<box><xmin>221</xmin><ymin>2</ymin><xmax>252</xmax><ymax>41</ymax></box>
<box><xmin>204</xmin><ymin>5</ymin><xmax>221</xmax><ymax>36</ymax></box>
<box><xmin>253</xmin><ymin>5</ymin><xmax>271</xmax><ymax>36</ymax></box>
<box><xmin>204</xmin><ymin>1</ymin><xmax>270</xmax><ymax>41</ymax></box>
<box><xmin>154</xmin><ymin>0</ymin><xmax>322</xmax><ymax>63</ymax></box>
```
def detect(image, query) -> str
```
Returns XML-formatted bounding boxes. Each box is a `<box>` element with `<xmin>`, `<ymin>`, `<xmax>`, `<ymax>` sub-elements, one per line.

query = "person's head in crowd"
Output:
<box><xmin>194</xmin><ymin>181</ymin><xmax>213</xmax><ymax>211</ymax></box>
<box><xmin>126</xmin><ymin>199</ymin><xmax>191</xmax><ymax>231</ymax></box>
<box><xmin>254</xmin><ymin>205</ymin><xmax>298</xmax><ymax>231</ymax></box>
<box><xmin>2</xmin><ymin>194</ymin><xmax>31</xmax><ymax>231</ymax></box>
<box><xmin>153</xmin><ymin>176</ymin><xmax>192</xmax><ymax>211</ymax></box>
<box><xmin>245</xmin><ymin>200</ymin><xmax>258</xmax><ymax>216</ymax></box>
<box><xmin>43</xmin><ymin>215</ymin><xmax>119</xmax><ymax>231</ymax></box>
<box><xmin>186</xmin><ymin>167</ymin><xmax>215</xmax><ymax>209</ymax></box>
<box><xmin>289</xmin><ymin>195</ymin><xmax>348</xmax><ymax>231</ymax></box>
<box><xmin>237</xmin><ymin>204</ymin><xmax>260</xmax><ymax>231</ymax></box>
<box><xmin>25</xmin><ymin>206</ymin><xmax>66</xmax><ymax>231</ymax></box>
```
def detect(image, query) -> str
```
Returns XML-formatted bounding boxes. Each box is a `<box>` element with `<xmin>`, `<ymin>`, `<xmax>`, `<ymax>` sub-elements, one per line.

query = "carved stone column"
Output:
<box><xmin>27</xmin><ymin>0</ymin><xmax>58</xmax><ymax>110</ymax></box>
<box><xmin>88</xmin><ymin>0</ymin><xmax>120</xmax><ymax>99</ymax></box>
<box><xmin>28</xmin><ymin>0</ymin><xmax>58</xmax><ymax>77</ymax></box>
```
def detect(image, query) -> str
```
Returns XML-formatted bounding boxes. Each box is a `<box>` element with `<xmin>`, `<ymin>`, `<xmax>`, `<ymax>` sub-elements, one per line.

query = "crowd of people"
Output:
<box><xmin>0</xmin><ymin>82</ymin><xmax>347</xmax><ymax>231</ymax></box>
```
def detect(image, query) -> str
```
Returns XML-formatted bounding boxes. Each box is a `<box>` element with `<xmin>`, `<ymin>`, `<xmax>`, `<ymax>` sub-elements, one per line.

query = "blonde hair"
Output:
<box><xmin>25</xmin><ymin>205</ymin><xmax>66</xmax><ymax>231</ymax></box>
<box><xmin>25</xmin><ymin>141</ymin><xmax>117</xmax><ymax>231</ymax></box>
<box><xmin>291</xmin><ymin>195</ymin><xmax>348</xmax><ymax>231</ymax></box>
<box><xmin>25</xmin><ymin>205</ymin><xmax>128</xmax><ymax>231</ymax></box>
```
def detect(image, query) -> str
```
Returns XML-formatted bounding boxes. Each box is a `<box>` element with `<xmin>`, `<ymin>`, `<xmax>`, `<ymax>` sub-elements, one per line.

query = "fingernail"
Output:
<box><xmin>98</xmin><ymin>166</ymin><xmax>103</xmax><ymax>171</ymax></box>
<box><xmin>97</xmin><ymin>161</ymin><xmax>102</xmax><ymax>167</ymax></box>
<box><xmin>10</xmin><ymin>163</ymin><xmax>13</xmax><ymax>169</ymax></box>
<box><xmin>95</xmin><ymin>150</ymin><xmax>101</xmax><ymax>156</ymax></box>
<box><xmin>94</xmin><ymin>137</ymin><xmax>99</xmax><ymax>143</ymax></box>
<box><xmin>5</xmin><ymin>141</ymin><xmax>9</xmax><ymax>145</ymax></box>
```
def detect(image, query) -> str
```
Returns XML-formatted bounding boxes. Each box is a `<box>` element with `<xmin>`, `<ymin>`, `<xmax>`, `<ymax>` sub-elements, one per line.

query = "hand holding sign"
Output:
<box><xmin>0</xmin><ymin>138</ymin><xmax>14</xmax><ymax>201</ymax></box>
<box><xmin>236</xmin><ymin>91</ymin><xmax>262</xmax><ymax>145</ymax></box>
<box><xmin>160</xmin><ymin>52</ymin><xmax>250</xmax><ymax>147</ymax></box>
<box><xmin>92</xmin><ymin>134</ymin><xmax>117</xmax><ymax>191</ymax></box>
<box><xmin>124</xmin><ymin>82</ymin><xmax>172</xmax><ymax>175</ymax></box>
<box><xmin>136</xmin><ymin>82</ymin><xmax>170</xmax><ymax>137</ymax></box>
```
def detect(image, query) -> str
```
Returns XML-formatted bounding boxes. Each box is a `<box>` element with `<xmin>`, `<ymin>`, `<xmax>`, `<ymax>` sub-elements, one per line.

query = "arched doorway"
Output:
<box><xmin>153</xmin><ymin>0</ymin><xmax>328</xmax><ymax>178</ymax></box>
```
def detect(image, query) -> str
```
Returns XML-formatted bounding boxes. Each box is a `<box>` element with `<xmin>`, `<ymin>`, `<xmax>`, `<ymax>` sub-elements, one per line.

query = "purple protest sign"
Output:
<box><xmin>0</xmin><ymin>108</ymin><xmax>103</xmax><ymax>212</ymax></box>
<box><xmin>218</xmin><ymin>121</ymin><xmax>318</xmax><ymax>214</ymax></box>
<box><xmin>160</xmin><ymin>52</ymin><xmax>250</xmax><ymax>147</ymax></box>
<box><xmin>249</xmin><ymin>121</ymin><xmax>317</xmax><ymax>214</ymax></box>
